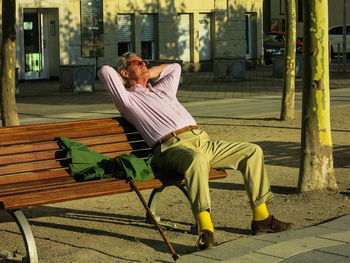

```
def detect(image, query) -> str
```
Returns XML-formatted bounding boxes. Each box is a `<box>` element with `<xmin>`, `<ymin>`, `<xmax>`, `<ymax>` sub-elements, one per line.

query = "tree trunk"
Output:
<box><xmin>1</xmin><ymin>0</ymin><xmax>19</xmax><ymax>127</ymax></box>
<box><xmin>298</xmin><ymin>0</ymin><xmax>337</xmax><ymax>192</ymax></box>
<box><xmin>280</xmin><ymin>0</ymin><xmax>296</xmax><ymax>121</ymax></box>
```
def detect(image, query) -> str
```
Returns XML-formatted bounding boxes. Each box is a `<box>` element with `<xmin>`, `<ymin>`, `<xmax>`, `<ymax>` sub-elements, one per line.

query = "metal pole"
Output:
<box><xmin>343</xmin><ymin>0</ymin><xmax>347</xmax><ymax>72</ymax></box>
<box><xmin>128</xmin><ymin>179</ymin><xmax>179</xmax><ymax>261</ymax></box>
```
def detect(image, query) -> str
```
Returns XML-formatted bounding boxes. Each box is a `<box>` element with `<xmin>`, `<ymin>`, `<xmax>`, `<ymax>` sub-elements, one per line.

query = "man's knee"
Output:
<box><xmin>254</xmin><ymin>143</ymin><xmax>263</xmax><ymax>153</ymax></box>
<box><xmin>187</xmin><ymin>151</ymin><xmax>209</xmax><ymax>170</ymax></box>
<box><xmin>247</xmin><ymin>143</ymin><xmax>264</xmax><ymax>157</ymax></box>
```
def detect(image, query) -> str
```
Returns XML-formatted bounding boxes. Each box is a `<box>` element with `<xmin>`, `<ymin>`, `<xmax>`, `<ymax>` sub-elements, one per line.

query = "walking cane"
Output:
<box><xmin>128</xmin><ymin>178</ymin><xmax>179</xmax><ymax>261</ymax></box>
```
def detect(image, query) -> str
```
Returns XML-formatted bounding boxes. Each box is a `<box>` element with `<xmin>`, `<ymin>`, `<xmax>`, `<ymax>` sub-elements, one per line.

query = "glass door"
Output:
<box><xmin>23</xmin><ymin>10</ymin><xmax>49</xmax><ymax>79</ymax></box>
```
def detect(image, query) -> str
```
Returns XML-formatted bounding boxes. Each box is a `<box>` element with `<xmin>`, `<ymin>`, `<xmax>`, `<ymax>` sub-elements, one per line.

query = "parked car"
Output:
<box><xmin>263</xmin><ymin>32</ymin><xmax>303</xmax><ymax>65</ymax></box>
<box><xmin>329</xmin><ymin>25</ymin><xmax>350</xmax><ymax>58</ymax></box>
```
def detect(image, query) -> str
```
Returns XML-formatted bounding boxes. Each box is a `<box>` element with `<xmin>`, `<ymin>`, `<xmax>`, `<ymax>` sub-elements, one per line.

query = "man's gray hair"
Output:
<box><xmin>116</xmin><ymin>52</ymin><xmax>137</xmax><ymax>73</ymax></box>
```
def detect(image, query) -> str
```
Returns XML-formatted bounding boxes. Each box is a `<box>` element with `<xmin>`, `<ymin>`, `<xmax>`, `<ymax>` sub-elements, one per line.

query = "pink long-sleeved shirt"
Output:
<box><xmin>97</xmin><ymin>63</ymin><xmax>197</xmax><ymax>147</ymax></box>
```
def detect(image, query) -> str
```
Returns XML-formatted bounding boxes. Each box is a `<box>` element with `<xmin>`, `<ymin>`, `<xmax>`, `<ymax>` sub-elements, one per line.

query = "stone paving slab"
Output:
<box><xmin>320</xmin><ymin>230</ymin><xmax>350</xmax><ymax>243</ymax></box>
<box><xmin>280</xmin><ymin>250</ymin><xmax>347</xmax><ymax>263</ymax></box>
<box><xmin>221</xmin><ymin>251</ymin><xmax>282</xmax><ymax>263</ymax></box>
<box><xmin>317</xmin><ymin>243</ymin><xmax>350</xmax><ymax>257</ymax></box>
<box><xmin>178</xmin><ymin>214</ymin><xmax>350</xmax><ymax>263</ymax></box>
<box><xmin>317</xmin><ymin>215</ymin><xmax>350</xmax><ymax>231</ymax></box>
<box><xmin>255</xmin><ymin>236</ymin><xmax>345</xmax><ymax>259</ymax></box>
<box><xmin>253</xmin><ymin>225</ymin><xmax>341</xmax><ymax>243</ymax></box>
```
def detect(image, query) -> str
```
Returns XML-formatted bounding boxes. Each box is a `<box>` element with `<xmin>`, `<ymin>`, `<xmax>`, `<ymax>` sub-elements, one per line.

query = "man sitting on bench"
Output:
<box><xmin>98</xmin><ymin>52</ymin><xmax>293</xmax><ymax>250</ymax></box>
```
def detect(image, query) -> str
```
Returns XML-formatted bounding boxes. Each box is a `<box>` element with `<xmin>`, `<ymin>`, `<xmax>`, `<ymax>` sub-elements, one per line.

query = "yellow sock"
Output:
<box><xmin>196</xmin><ymin>210</ymin><xmax>214</xmax><ymax>233</ymax></box>
<box><xmin>253</xmin><ymin>203</ymin><xmax>269</xmax><ymax>221</ymax></box>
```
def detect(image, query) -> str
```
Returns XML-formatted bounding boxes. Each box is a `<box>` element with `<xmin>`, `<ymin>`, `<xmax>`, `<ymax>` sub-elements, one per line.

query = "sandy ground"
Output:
<box><xmin>0</xmin><ymin>105</ymin><xmax>350</xmax><ymax>263</ymax></box>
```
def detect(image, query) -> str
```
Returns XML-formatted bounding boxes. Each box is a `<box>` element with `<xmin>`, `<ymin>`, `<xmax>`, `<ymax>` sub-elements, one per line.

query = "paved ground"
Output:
<box><xmin>2</xmin><ymin>63</ymin><xmax>350</xmax><ymax>262</ymax></box>
<box><xmin>12</xmin><ymin>64</ymin><xmax>350</xmax><ymax>125</ymax></box>
<box><xmin>178</xmin><ymin>214</ymin><xmax>350</xmax><ymax>263</ymax></box>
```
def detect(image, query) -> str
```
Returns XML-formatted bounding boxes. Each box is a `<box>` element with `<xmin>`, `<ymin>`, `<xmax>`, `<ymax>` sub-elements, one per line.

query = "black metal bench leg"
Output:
<box><xmin>146</xmin><ymin>185</ymin><xmax>198</xmax><ymax>234</ymax></box>
<box><xmin>147</xmin><ymin>186</ymin><xmax>166</xmax><ymax>222</ymax></box>
<box><xmin>8</xmin><ymin>210</ymin><xmax>38</xmax><ymax>263</ymax></box>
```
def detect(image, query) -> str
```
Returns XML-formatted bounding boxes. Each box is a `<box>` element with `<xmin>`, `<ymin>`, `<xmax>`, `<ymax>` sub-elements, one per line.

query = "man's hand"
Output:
<box><xmin>120</xmin><ymin>76</ymin><xmax>127</xmax><ymax>86</ymax></box>
<box><xmin>149</xmin><ymin>64</ymin><xmax>171</xmax><ymax>80</ymax></box>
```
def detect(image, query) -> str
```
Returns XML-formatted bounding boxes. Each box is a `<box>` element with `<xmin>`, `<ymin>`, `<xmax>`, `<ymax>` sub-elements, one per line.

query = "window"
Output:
<box><xmin>177</xmin><ymin>14</ymin><xmax>190</xmax><ymax>62</ymax></box>
<box><xmin>141</xmin><ymin>14</ymin><xmax>155</xmax><ymax>60</ymax></box>
<box><xmin>118</xmin><ymin>42</ymin><xmax>132</xmax><ymax>56</ymax></box>
<box><xmin>117</xmin><ymin>15</ymin><xmax>133</xmax><ymax>56</ymax></box>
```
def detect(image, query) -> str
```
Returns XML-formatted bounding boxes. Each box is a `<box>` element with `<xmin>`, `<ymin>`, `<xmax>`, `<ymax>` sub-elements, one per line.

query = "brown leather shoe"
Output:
<box><xmin>251</xmin><ymin>215</ymin><xmax>294</xmax><ymax>235</ymax></box>
<box><xmin>196</xmin><ymin>230</ymin><xmax>216</xmax><ymax>250</ymax></box>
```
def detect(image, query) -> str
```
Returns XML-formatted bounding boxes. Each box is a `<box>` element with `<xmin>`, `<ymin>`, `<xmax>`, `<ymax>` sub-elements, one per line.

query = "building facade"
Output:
<box><xmin>0</xmin><ymin>0</ymin><xmax>264</xmax><ymax>80</ymax></box>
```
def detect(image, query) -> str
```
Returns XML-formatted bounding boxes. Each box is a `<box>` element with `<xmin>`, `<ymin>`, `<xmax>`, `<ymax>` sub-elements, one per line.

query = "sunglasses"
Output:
<box><xmin>127</xmin><ymin>60</ymin><xmax>149</xmax><ymax>67</ymax></box>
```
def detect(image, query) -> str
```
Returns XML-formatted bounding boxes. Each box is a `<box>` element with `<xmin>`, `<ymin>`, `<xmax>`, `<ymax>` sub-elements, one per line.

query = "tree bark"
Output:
<box><xmin>1</xmin><ymin>0</ymin><xmax>19</xmax><ymax>127</ymax></box>
<box><xmin>298</xmin><ymin>0</ymin><xmax>337</xmax><ymax>192</ymax></box>
<box><xmin>280</xmin><ymin>0</ymin><xmax>296</xmax><ymax>121</ymax></box>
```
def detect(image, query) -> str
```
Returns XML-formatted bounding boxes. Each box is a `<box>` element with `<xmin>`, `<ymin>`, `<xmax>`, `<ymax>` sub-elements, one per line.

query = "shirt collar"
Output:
<box><xmin>129</xmin><ymin>83</ymin><xmax>153</xmax><ymax>92</ymax></box>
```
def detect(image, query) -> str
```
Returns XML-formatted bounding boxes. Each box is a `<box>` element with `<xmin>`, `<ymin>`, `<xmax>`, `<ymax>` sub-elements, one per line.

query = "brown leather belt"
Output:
<box><xmin>158</xmin><ymin>125</ymin><xmax>198</xmax><ymax>144</ymax></box>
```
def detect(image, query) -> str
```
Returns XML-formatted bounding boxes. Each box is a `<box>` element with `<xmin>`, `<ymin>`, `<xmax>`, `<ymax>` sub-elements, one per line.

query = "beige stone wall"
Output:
<box><xmin>3</xmin><ymin>0</ymin><xmax>264</xmax><ymax>77</ymax></box>
<box><xmin>95</xmin><ymin>0</ymin><xmax>263</xmax><ymax>66</ymax></box>
<box><xmin>213</xmin><ymin>0</ymin><xmax>263</xmax><ymax>62</ymax></box>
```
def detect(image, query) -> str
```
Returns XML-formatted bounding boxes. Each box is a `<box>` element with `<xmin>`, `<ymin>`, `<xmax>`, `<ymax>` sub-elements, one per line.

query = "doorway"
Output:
<box><xmin>23</xmin><ymin>9</ymin><xmax>49</xmax><ymax>79</ymax></box>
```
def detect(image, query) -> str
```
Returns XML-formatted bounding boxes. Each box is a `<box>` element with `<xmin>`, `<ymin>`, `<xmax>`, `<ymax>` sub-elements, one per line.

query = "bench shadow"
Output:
<box><xmin>0</xmin><ymin>206</ymin><xmax>195</xmax><ymax>257</ymax></box>
<box><xmin>28</xmin><ymin>219</ymin><xmax>194</xmax><ymax>257</ymax></box>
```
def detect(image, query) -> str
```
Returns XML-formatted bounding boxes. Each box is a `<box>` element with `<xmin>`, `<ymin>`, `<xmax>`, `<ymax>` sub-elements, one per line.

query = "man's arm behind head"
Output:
<box><xmin>149</xmin><ymin>64</ymin><xmax>172</xmax><ymax>80</ymax></box>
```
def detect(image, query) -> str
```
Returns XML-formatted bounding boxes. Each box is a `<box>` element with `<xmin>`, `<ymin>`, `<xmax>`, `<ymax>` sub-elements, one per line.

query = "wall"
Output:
<box><xmin>47</xmin><ymin>9</ymin><xmax>60</xmax><ymax>77</ymax></box>
<box><xmin>1</xmin><ymin>0</ymin><xmax>264</xmax><ymax>78</ymax></box>
<box><xmin>81</xmin><ymin>0</ymin><xmax>263</xmax><ymax>68</ymax></box>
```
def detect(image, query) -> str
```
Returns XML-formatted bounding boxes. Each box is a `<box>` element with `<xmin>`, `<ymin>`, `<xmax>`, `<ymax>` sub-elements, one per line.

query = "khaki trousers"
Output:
<box><xmin>152</xmin><ymin>129</ymin><xmax>274</xmax><ymax>216</ymax></box>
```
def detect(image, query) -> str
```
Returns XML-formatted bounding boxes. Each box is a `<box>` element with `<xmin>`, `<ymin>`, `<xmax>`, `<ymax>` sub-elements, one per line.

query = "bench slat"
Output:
<box><xmin>0</xmin><ymin>125</ymin><xmax>131</xmax><ymax>146</ymax></box>
<box><xmin>0</xmin><ymin>169</ymin><xmax>226</xmax><ymax>197</ymax></box>
<box><xmin>0</xmin><ymin>117</ymin><xmax>128</xmax><ymax>135</ymax></box>
<box><xmin>0</xmin><ymin>160</ymin><xmax>63</xmax><ymax>176</ymax></box>
<box><xmin>0</xmin><ymin>177</ymin><xmax>76</xmax><ymax>195</ymax></box>
<box><xmin>0</xmin><ymin>169</ymin><xmax>227</xmax><ymax>211</ymax></box>
<box><xmin>0</xmin><ymin>178</ymin><xmax>162</xmax><ymax>210</ymax></box>
<box><xmin>0</xmin><ymin>141</ymin><xmax>149</xmax><ymax>166</ymax></box>
<box><xmin>0</xmin><ymin>170</ymin><xmax>70</xmax><ymax>186</ymax></box>
<box><xmin>0</xmin><ymin>133</ymin><xmax>143</xmax><ymax>156</ymax></box>
<box><xmin>0</xmin><ymin>149</ymin><xmax>152</xmax><ymax>176</ymax></box>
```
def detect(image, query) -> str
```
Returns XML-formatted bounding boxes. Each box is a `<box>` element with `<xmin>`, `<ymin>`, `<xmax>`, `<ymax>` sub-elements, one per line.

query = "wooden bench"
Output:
<box><xmin>0</xmin><ymin>117</ymin><xmax>227</xmax><ymax>262</ymax></box>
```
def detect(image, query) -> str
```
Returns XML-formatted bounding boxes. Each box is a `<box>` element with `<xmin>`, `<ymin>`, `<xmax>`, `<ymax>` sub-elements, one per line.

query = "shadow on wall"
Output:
<box><xmin>102</xmin><ymin>1</ymin><xmax>262</xmax><ymax>67</ymax></box>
